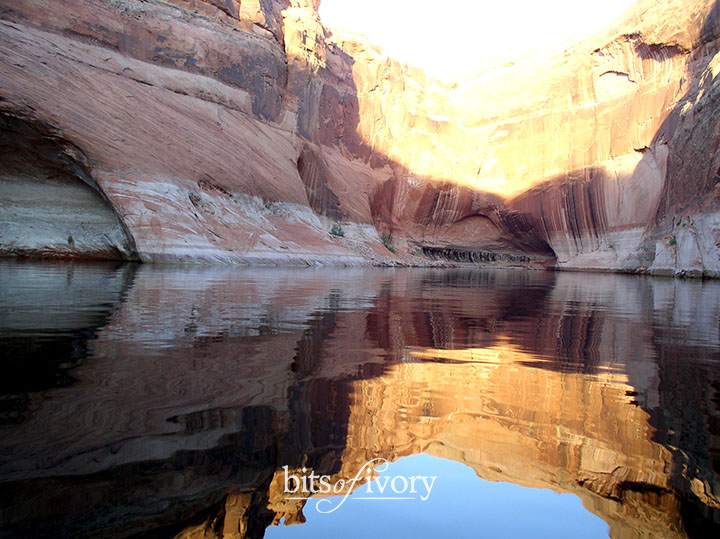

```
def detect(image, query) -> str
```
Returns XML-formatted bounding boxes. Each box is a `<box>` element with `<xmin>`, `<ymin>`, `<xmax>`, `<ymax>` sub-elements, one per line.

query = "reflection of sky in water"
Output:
<box><xmin>266</xmin><ymin>454</ymin><xmax>610</xmax><ymax>538</ymax></box>
<box><xmin>3</xmin><ymin>262</ymin><xmax>719</xmax><ymax>536</ymax></box>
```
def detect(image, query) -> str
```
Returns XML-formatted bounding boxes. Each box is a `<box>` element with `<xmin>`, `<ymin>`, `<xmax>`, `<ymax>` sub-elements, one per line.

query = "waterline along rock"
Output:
<box><xmin>1</xmin><ymin>0</ymin><xmax>719</xmax><ymax>275</ymax></box>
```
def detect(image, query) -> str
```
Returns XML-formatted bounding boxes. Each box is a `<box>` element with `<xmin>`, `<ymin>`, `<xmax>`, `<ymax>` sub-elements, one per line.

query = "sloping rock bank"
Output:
<box><xmin>0</xmin><ymin>0</ymin><xmax>719</xmax><ymax>275</ymax></box>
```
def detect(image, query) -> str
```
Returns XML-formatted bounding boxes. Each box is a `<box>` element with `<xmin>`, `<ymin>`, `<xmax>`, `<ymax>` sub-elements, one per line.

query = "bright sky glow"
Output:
<box><xmin>319</xmin><ymin>0</ymin><xmax>639</xmax><ymax>81</ymax></box>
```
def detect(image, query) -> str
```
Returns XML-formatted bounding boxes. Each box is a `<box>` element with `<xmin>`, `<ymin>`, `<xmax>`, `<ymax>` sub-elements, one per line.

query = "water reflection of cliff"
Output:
<box><xmin>0</xmin><ymin>262</ymin><xmax>719</xmax><ymax>537</ymax></box>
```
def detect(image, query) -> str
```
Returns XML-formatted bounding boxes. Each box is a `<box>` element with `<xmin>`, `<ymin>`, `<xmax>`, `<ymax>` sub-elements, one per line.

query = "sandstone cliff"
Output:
<box><xmin>1</xmin><ymin>0</ymin><xmax>719</xmax><ymax>274</ymax></box>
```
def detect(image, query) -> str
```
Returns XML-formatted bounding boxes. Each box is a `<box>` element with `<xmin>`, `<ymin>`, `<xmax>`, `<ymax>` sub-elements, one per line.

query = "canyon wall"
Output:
<box><xmin>1</xmin><ymin>0</ymin><xmax>719</xmax><ymax>273</ymax></box>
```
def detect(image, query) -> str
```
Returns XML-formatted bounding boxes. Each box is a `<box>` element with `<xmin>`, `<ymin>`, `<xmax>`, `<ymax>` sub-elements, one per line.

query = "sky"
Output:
<box><xmin>318</xmin><ymin>0</ymin><xmax>639</xmax><ymax>81</ymax></box>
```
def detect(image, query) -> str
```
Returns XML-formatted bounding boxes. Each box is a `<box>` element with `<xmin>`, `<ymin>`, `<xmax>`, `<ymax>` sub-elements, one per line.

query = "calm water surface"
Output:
<box><xmin>1</xmin><ymin>260</ymin><xmax>719</xmax><ymax>538</ymax></box>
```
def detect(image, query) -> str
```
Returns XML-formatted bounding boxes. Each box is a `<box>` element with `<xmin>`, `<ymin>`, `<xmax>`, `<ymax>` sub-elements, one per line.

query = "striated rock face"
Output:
<box><xmin>0</xmin><ymin>0</ymin><xmax>353</xmax><ymax>264</ymax></box>
<box><xmin>0</xmin><ymin>112</ymin><xmax>138</xmax><ymax>259</ymax></box>
<box><xmin>0</xmin><ymin>0</ymin><xmax>719</xmax><ymax>272</ymax></box>
<box><xmin>502</xmin><ymin>0</ymin><xmax>720</xmax><ymax>276</ymax></box>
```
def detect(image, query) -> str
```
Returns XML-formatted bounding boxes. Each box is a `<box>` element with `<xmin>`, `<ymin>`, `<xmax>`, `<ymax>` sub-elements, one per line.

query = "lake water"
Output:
<box><xmin>1</xmin><ymin>260</ymin><xmax>719</xmax><ymax>538</ymax></box>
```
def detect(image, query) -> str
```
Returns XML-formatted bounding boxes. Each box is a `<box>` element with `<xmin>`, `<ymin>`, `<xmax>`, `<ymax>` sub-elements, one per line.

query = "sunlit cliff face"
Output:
<box><xmin>255</xmin><ymin>0</ymin><xmax>720</xmax><ymax>274</ymax></box>
<box><xmin>319</xmin><ymin>0</ymin><xmax>704</xmax><ymax>199</ymax></box>
<box><xmin>1</xmin><ymin>0</ymin><xmax>719</xmax><ymax>270</ymax></box>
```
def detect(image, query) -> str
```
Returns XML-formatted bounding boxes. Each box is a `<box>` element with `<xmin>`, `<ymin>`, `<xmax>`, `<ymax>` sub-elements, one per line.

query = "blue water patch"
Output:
<box><xmin>265</xmin><ymin>453</ymin><xmax>609</xmax><ymax>538</ymax></box>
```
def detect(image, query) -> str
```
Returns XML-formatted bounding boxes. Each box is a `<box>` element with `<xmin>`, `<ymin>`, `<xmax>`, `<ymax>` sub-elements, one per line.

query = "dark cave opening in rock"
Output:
<box><xmin>0</xmin><ymin>111</ymin><xmax>137</xmax><ymax>261</ymax></box>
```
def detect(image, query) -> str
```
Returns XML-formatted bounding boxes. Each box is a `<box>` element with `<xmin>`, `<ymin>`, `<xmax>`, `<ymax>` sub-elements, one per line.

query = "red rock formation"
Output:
<box><xmin>0</xmin><ymin>0</ymin><xmax>719</xmax><ymax>273</ymax></box>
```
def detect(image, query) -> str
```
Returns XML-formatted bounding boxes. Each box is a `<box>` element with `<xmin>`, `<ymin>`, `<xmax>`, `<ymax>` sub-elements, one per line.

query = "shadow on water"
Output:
<box><xmin>0</xmin><ymin>259</ymin><xmax>138</xmax><ymax>423</ymax></box>
<box><xmin>0</xmin><ymin>260</ymin><xmax>719</xmax><ymax>537</ymax></box>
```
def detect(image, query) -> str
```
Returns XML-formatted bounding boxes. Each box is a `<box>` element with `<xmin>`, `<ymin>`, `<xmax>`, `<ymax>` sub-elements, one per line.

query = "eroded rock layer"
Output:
<box><xmin>0</xmin><ymin>0</ymin><xmax>719</xmax><ymax>273</ymax></box>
